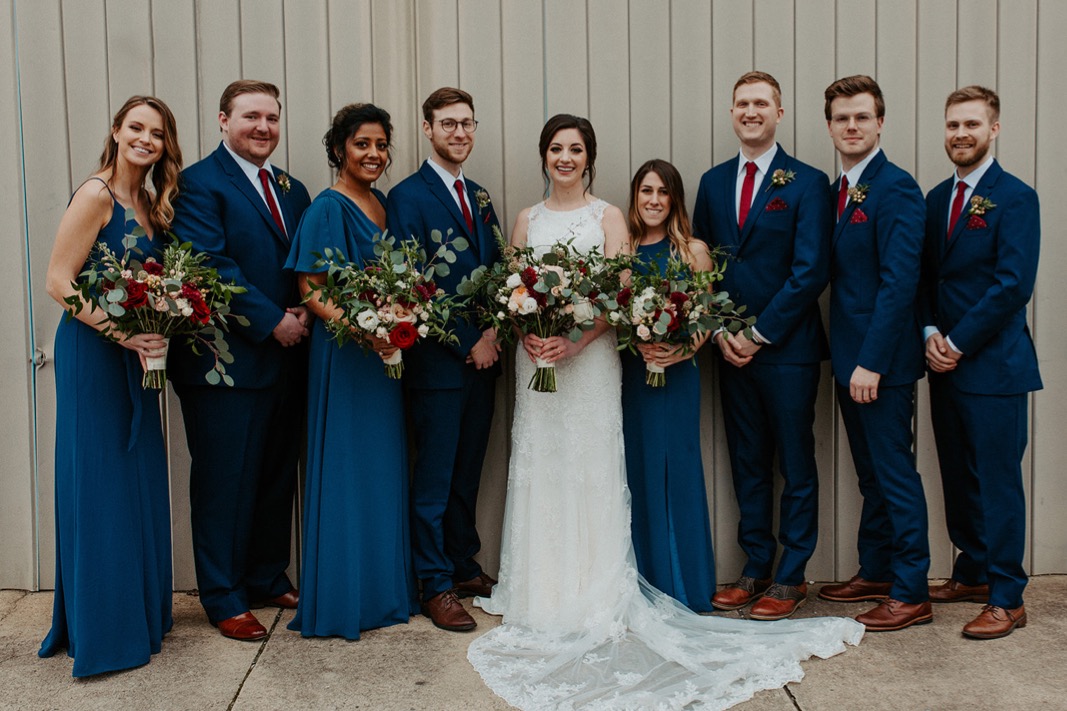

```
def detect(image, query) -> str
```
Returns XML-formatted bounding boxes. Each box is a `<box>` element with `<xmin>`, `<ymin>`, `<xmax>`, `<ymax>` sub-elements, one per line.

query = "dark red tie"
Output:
<box><xmin>837</xmin><ymin>174</ymin><xmax>849</xmax><ymax>221</ymax></box>
<box><xmin>737</xmin><ymin>162</ymin><xmax>756</xmax><ymax>229</ymax></box>
<box><xmin>454</xmin><ymin>179</ymin><xmax>474</xmax><ymax>233</ymax></box>
<box><xmin>947</xmin><ymin>181</ymin><xmax>968</xmax><ymax>239</ymax></box>
<box><xmin>258</xmin><ymin>168</ymin><xmax>287</xmax><ymax>238</ymax></box>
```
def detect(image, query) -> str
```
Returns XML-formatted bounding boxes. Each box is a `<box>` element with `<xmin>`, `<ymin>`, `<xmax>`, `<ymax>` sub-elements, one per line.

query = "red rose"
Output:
<box><xmin>180</xmin><ymin>283</ymin><xmax>202</xmax><ymax>301</ymax></box>
<box><xmin>617</xmin><ymin>288</ymin><xmax>632</xmax><ymax>307</ymax></box>
<box><xmin>520</xmin><ymin>267</ymin><xmax>538</xmax><ymax>289</ymax></box>
<box><xmin>121</xmin><ymin>280</ymin><xmax>149</xmax><ymax>309</ymax></box>
<box><xmin>191</xmin><ymin>298</ymin><xmax>212</xmax><ymax>324</ymax></box>
<box><xmin>143</xmin><ymin>260</ymin><xmax>164</xmax><ymax>276</ymax></box>
<box><xmin>414</xmin><ymin>283</ymin><xmax>435</xmax><ymax>301</ymax></box>
<box><xmin>389</xmin><ymin>321</ymin><xmax>419</xmax><ymax>349</ymax></box>
<box><xmin>668</xmin><ymin>291</ymin><xmax>689</xmax><ymax>308</ymax></box>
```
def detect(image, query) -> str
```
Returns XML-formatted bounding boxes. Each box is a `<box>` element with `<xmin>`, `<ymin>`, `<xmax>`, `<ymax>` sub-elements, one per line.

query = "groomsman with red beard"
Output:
<box><xmin>920</xmin><ymin>86</ymin><xmax>1041</xmax><ymax>639</ymax></box>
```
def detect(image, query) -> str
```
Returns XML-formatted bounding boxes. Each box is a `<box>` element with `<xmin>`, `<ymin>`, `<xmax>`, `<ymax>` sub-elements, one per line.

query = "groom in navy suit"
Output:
<box><xmin>170</xmin><ymin>80</ymin><xmax>311</xmax><ymax>641</ymax></box>
<box><xmin>818</xmin><ymin>75</ymin><xmax>931</xmax><ymax>632</ymax></box>
<box><xmin>920</xmin><ymin>86</ymin><xmax>1041</xmax><ymax>639</ymax></box>
<box><xmin>386</xmin><ymin>87</ymin><xmax>503</xmax><ymax>632</ymax></box>
<box><xmin>693</xmin><ymin>71</ymin><xmax>831</xmax><ymax>620</ymax></box>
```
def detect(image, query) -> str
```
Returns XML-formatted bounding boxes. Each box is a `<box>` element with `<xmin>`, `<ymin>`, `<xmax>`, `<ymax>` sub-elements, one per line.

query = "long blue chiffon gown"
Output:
<box><xmin>286</xmin><ymin>188</ymin><xmax>417</xmax><ymax>639</ymax></box>
<box><xmin>621</xmin><ymin>240</ymin><xmax>716</xmax><ymax>612</ymax></box>
<box><xmin>40</xmin><ymin>181</ymin><xmax>172</xmax><ymax>676</ymax></box>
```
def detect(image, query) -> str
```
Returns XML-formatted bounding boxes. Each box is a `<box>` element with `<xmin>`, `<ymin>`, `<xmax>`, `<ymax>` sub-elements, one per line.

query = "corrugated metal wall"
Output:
<box><xmin>3</xmin><ymin>0</ymin><xmax>1064</xmax><ymax>590</ymax></box>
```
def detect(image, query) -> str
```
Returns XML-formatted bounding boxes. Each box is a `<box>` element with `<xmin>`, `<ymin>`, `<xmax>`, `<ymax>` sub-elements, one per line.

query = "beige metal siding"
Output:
<box><xmin>4</xmin><ymin>0</ymin><xmax>1064</xmax><ymax>590</ymax></box>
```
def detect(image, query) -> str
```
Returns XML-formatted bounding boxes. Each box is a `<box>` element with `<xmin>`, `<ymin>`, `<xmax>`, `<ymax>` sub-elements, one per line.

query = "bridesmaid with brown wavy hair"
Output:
<box><xmin>40</xmin><ymin>95</ymin><xmax>182</xmax><ymax>677</ymax></box>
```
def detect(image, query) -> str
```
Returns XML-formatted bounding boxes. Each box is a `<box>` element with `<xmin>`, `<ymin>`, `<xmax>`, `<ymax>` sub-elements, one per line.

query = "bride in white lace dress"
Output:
<box><xmin>469</xmin><ymin>114</ymin><xmax>864</xmax><ymax>710</ymax></box>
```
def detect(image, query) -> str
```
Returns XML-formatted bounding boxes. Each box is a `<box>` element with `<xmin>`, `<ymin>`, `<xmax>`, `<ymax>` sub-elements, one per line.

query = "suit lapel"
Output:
<box><xmin>272</xmin><ymin>166</ymin><xmax>298</xmax><ymax>240</ymax></box>
<box><xmin>214</xmin><ymin>145</ymin><xmax>289</xmax><ymax>247</ymax></box>
<box><xmin>943</xmin><ymin>159</ymin><xmax>1003</xmax><ymax>260</ymax></box>
<box><xmin>718</xmin><ymin>156</ymin><xmax>741</xmax><ymax>246</ymax></box>
<box><xmin>739</xmin><ymin>147</ymin><xmax>787</xmax><ymax>246</ymax></box>
<box><xmin>832</xmin><ymin>150</ymin><xmax>886</xmax><ymax>247</ymax></box>
<box><xmin>420</xmin><ymin>161</ymin><xmax>472</xmax><ymax>241</ymax></box>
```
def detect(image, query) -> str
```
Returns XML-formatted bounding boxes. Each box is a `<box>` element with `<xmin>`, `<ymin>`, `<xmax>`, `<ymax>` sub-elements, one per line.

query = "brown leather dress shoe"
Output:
<box><xmin>929</xmin><ymin>579</ymin><xmax>990</xmax><ymax>604</ymax></box>
<box><xmin>251</xmin><ymin>589</ymin><xmax>299</xmax><ymax>609</ymax></box>
<box><xmin>711</xmin><ymin>576</ymin><xmax>772</xmax><ymax>611</ymax></box>
<box><xmin>856</xmin><ymin>598</ymin><xmax>933</xmax><ymax>631</ymax></box>
<box><xmin>750</xmin><ymin>583</ymin><xmax>808</xmax><ymax>620</ymax></box>
<box><xmin>422</xmin><ymin>590</ymin><xmax>477</xmax><ymax>632</ymax></box>
<box><xmin>962</xmin><ymin>604</ymin><xmax>1027</xmax><ymax>639</ymax></box>
<box><xmin>214</xmin><ymin>611</ymin><xmax>268</xmax><ymax>641</ymax></box>
<box><xmin>818</xmin><ymin>575</ymin><xmax>892</xmax><ymax>602</ymax></box>
<box><xmin>453</xmin><ymin>573</ymin><xmax>497</xmax><ymax>599</ymax></box>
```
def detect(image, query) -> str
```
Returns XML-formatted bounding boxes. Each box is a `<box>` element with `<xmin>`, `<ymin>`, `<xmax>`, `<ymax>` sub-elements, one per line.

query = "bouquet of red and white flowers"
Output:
<box><xmin>460</xmin><ymin>230</ymin><xmax>622</xmax><ymax>392</ymax></box>
<box><xmin>307</xmin><ymin>229</ymin><xmax>464</xmax><ymax>379</ymax></box>
<box><xmin>66</xmin><ymin>229</ymin><xmax>247</xmax><ymax>389</ymax></box>
<box><xmin>611</xmin><ymin>251</ymin><xmax>754</xmax><ymax>386</ymax></box>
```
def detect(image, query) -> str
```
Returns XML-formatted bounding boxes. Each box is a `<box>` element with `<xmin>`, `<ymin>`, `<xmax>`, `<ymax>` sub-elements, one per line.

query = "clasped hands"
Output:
<box><xmin>522</xmin><ymin>333</ymin><xmax>582</xmax><ymax>365</ymax></box>
<box><xmin>925</xmin><ymin>332</ymin><xmax>961</xmax><ymax>373</ymax></box>
<box><xmin>715</xmin><ymin>330</ymin><xmax>760</xmax><ymax>367</ymax></box>
<box><xmin>273</xmin><ymin>306</ymin><xmax>311</xmax><ymax>347</ymax></box>
<box><xmin>119</xmin><ymin>332</ymin><xmax>168</xmax><ymax>371</ymax></box>
<box><xmin>467</xmin><ymin>328</ymin><xmax>503</xmax><ymax>369</ymax></box>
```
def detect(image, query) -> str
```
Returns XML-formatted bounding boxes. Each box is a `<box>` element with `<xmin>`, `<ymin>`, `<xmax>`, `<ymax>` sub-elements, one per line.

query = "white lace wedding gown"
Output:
<box><xmin>470</xmin><ymin>200</ymin><xmax>864</xmax><ymax>711</ymax></box>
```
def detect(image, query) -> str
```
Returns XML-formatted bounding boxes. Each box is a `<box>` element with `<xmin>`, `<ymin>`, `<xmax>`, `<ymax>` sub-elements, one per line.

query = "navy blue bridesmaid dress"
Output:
<box><xmin>286</xmin><ymin>188</ymin><xmax>417</xmax><ymax>639</ymax></box>
<box><xmin>40</xmin><ymin>181</ymin><xmax>172</xmax><ymax>676</ymax></box>
<box><xmin>621</xmin><ymin>239</ymin><xmax>716</xmax><ymax>612</ymax></box>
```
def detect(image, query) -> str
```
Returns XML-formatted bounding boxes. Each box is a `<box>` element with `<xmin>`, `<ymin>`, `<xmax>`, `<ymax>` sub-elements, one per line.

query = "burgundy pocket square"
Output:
<box><xmin>765</xmin><ymin>197</ymin><xmax>788</xmax><ymax>211</ymax></box>
<box><xmin>966</xmin><ymin>215</ymin><xmax>988</xmax><ymax>230</ymax></box>
<box><xmin>849</xmin><ymin>208</ymin><xmax>868</xmax><ymax>224</ymax></box>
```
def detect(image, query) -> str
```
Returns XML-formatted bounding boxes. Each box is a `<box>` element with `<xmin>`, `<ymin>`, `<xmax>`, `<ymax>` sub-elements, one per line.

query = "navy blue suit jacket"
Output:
<box><xmin>829</xmin><ymin>151</ymin><xmax>925</xmax><ymax>388</ymax></box>
<box><xmin>693</xmin><ymin>145</ymin><xmax>832</xmax><ymax>364</ymax></box>
<box><xmin>386</xmin><ymin>161</ymin><xmax>503</xmax><ymax>389</ymax></box>
<box><xmin>169</xmin><ymin>143</ymin><xmax>312</xmax><ymax>388</ymax></box>
<box><xmin>920</xmin><ymin>160</ymin><xmax>1041</xmax><ymax>395</ymax></box>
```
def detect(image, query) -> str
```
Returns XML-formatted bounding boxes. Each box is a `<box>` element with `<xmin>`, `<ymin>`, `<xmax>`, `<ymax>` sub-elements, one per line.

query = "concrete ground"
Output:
<box><xmin>2</xmin><ymin>576</ymin><xmax>1064</xmax><ymax>711</ymax></box>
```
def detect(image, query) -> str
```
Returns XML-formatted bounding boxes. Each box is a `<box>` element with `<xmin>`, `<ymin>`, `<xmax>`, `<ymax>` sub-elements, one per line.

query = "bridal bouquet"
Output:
<box><xmin>611</xmin><ymin>251</ymin><xmax>755</xmax><ymax>387</ymax></box>
<box><xmin>65</xmin><ymin>223</ymin><xmax>248</xmax><ymax>389</ymax></box>
<box><xmin>459</xmin><ymin>229</ymin><xmax>621</xmax><ymax>392</ymax></box>
<box><xmin>306</xmin><ymin>229</ymin><xmax>464</xmax><ymax>379</ymax></box>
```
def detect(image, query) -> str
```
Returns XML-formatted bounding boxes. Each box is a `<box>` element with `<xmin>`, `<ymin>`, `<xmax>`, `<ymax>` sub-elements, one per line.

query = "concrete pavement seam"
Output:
<box><xmin>224</xmin><ymin>609</ymin><xmax>282</xmax><ymax>711</ymax></box>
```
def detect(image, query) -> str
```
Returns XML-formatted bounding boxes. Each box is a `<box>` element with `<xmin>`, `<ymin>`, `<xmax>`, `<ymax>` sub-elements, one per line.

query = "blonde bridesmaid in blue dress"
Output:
<box><xmin>286</xmin><ymin>103</ymin><xmax>417</xmax><ymax>639</ymax></box>
<box><xmin>621</xmin><ymin>159</ymin><xmax>718</xmax><ymax>612</ymax></box>
<box><xmin>40</xmin><ymin>96</ymin><xmax>182</xmax><ymax>676</ymax></box>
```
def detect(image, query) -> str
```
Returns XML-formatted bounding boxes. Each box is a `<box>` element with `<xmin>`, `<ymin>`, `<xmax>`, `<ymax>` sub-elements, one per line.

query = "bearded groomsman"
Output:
<box><xmin>818</xmin><ymin>75</ymin><xmax>932</xmax><ymax>632</ymax></box>
<box><xmin>386</xmin><ymin>87</ymin><xmax>503</xmax><ymax>632</ymax></box>
<box><xmin>171</xmin><ymin>80</ymin><xmax>311</xmax><ymax>640</ymax></box>
<box><xmin>693</xmin><ymin>71</ymin><xmax>831</xmax><ymax>620</ymax></box>
<box><xmin>920</xmin><ymin>86</ymin><xmax>1041</xmax><ymax>639</ymax></box>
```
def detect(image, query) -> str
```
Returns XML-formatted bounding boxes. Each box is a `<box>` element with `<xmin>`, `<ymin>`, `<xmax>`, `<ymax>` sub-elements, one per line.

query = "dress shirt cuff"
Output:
<box><xmin>751</xmin><ymin>326</ymin><xmax>770</xmax><ymax>345</ymax></box>
<box><xmin>945</xmin><ymin>335</ymin><xmax>963</xmax><ymax>355</ymax></box>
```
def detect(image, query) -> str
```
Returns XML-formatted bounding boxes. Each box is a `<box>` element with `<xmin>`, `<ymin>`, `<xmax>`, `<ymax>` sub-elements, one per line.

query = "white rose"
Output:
<box><xmin>505</xmin><ymin>273</ymin><xmax>522</xmax><ymax>289</ymax></box>
<box><xmin>636</xmin><ymin>324</ymin><xmax>651</xmax><ymax>340</ymax></box>
<box><xmin>356</xmin><ymin>309</ymin><xmax>380</xmax><ymax>330</ymax></box>
<box><xmin>508</xmin><ymin>301</ymin><xmax>519</xmax><ymax>313</ymax></box>
<box><xmin>375</xmin><ymin>326</ymin><xmax>388</xmax><ymax>338</ymax></box>
<box><xmin>520</xmin><ymin>297</ymin><xmax>539</xmax><ymax>314</ymax></box>
<box><xmin>417</xmin><ymin>324</ymin><xmax>430</xmax><ymax>337</ymax></box>
<box><xmin>496</xmin><ymin>311</ymin><xmax>506</xmax><ymax>320</ymax></box>
<box><xmin>572</xmin><ymin>299</ymin><xmax>596</xmax><ymax>323</ymax></box>
<box><xmin>608</xmin><ymin>311</ymin><xmax>620</xmax><ymax>324</ymax></box>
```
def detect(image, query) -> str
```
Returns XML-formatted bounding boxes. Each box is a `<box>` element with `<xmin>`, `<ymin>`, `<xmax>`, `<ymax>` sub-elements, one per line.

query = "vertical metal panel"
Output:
<box><xmin>62</xmin><ymin>0</ymin><xmax>109</xmax><ymax>183</ymax></box>
<box><xmin>370</xmin><ymin>0</ymin><xmax>417</xmax><ymax>189</ymax></box>
<box><xmin>0</xmin><ymin>0</ymin><xmax>37</xmax><ymax>590</ymax></box>
<box><xmin>753</xmin><ymin>0</ymin><xmax>794</xmax><ymax>152</ymax></box>
<box><xmin>957</xmin><ymin>0</ymin><xmax>998</xmax><ymax>87</ymax></box>
<box><xmin>669</xmin><ymin>0</ymin><xmax>712</xmax><ymax>210</ymax></box>
<box><xmin>283</xmin><ymin>0</ymin><xmax>332</xmax><ymax>191</ymax></box>
<box><xmin>104</xmin><ymin>0</ymin><xmax>154</xmax><ymax>107</ymax></box>
<box><xmin>1031</xmin><ymin>0</ymin><xmax>1067</xmax><ymax>574</ymax></box>
<box><xmin>710</xmin><ymin>0</ymin><xmax>751</xmax><ymax>163</ymax></box>
<box><xmin>834</xmin><ymin>0</ymin><xmax>875</xmax><ymax>76</ymax></box>
<box><xmin>326</xmin><ymin>0</ymin><xmax>374</xmax><ymax>111</ymax></box>
<box><xmin>587</xmin><ymin>0</ymin><xmax>630</xmax><ymax>210</ymax></box>
<box><xmin>194</xmin><ymin>0</ymin><xmax>242</xmax><ymax>157</ymax></box>
<box><xmin>500</xmin><ymin>0</ymin><xmax>545</xmax><ymax>215</ymax></box>
<box><xmin>543</xmin><ymin>0</ymin><xmax>589</xmax><ymax>117</ymax></box>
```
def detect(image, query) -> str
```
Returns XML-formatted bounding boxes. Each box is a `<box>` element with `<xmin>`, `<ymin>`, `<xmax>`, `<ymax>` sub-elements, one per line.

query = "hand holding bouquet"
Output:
<box><xmin>612</xmin><ymin>251</ymin><xmax>755</xmax><ymax>387</ymax></box>
<box><xmin>307</xmin><ymin>230</ymin><xmax>464</xmax><ymax>378</ymax></box>
<box><xmin>65</xmin><ymin>223</ymin><xmax>248</xmax><ymax>389</ymax></box>
<box><xmin>459</xmin><ymin>230</ymin><xmax>621</xmax><ymax>391</ymax></box>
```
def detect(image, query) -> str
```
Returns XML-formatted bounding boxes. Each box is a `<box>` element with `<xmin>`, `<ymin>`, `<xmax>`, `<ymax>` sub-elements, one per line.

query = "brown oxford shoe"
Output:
<box><xmin>711</xmin><ymin>576</ymin><xmax>773</xmax><ymax>611</ymax></box>
<box><xmin>251</xmin><ymin>588</ymin><xmax>299</xmax><ymax>610</ymax></box>
<box><xmin>962</xmin><ymin>605</ymin><xmax>1027</xmax><ymax>639</ymax></box>
<box><xmin>750</xmin><ymin>582</ymin><xmax>808</xmax><ymax>620</ymax></box>
<box><xmin>214</xmin><ymin>611</ymin><xmax>268</xmax><ymax>641</ymax></box>
<box><xmin>856</xmin><ymin>598</ymin><xmax>933</xmax><ymax>632</ymax></box>
<box><xmin>422</xmin><ymin>590</ymin><xmax>477</xmax><ymax>632</ymax></box>
<box><xmin>929</xmin><ymin>579</ymin><xmax>990</xmax><ymax>604</ymax></box>
<box><xmin>818</xmin><ymin>575</ymin><xmax>892</xmax><ymax>602</ymax></box>
<box><xmin>454</xmin><ymin>572</ymin><xmax>497</xmax><ymax>599</ymax></box>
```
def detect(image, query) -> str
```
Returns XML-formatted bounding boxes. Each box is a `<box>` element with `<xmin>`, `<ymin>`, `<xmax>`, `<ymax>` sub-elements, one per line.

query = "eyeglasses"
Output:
<box><xmin>435</xmin><ymin>118</ymin><xmax>479</xmax><ymax>133</ymax></box>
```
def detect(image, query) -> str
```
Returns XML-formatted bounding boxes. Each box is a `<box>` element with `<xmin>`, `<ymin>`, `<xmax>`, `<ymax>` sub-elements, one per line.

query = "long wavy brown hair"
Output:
<box><xmin>627</xmin><ymin>159</ymin><xmax>695</xmax><ymax>263</ymax></box>
<box><xmin>98</xmin><ymin>95</ymin><xmax>182</xmax><ymax>232</ymax></box>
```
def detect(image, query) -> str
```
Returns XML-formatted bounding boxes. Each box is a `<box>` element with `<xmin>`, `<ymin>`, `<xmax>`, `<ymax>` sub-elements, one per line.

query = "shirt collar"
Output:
<box><xmin>737</xmin><ymin>143</ymin><xmax>778</xmax><ymax>178</ymax></box>
<box><xmin>425</xmin><ymin>157</ymin><xmax>466</xmax><ymax>191</ymax></box>
<box><xmin>840</xmin><ymin>146</ymin><xmax>881</xmax><ymax>186</ymax></box>
<box><xmin>953</xmin><ymin>155</ymin><xmax>994</xmax><ymax>190</ymax></box>
<box><xmin>223</xmin><ymin>141</ymin><xmax>275</xmax><ymax>183</ymax></box>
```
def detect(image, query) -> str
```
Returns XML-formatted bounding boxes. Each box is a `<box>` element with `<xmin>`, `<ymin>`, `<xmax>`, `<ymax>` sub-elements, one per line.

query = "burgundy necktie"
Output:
<box><xmin>258</xmin><ymin>168</ymin><xmax>287</xmax><ymax>238</ymax></box>
<box><xmin>454</xmin><ymin>179</ymin><xmax>474</xmax><ymax>233</ymax></box>
<box><xmin>837</xmin><ymin>174</ymin><xmax>849</xmax><ymax>221</ymax></box>
<box><xmin>947</xmin><ymin>181</ymin><xmax>968</xmax><ymax>239</ymax></box>
<box><xmin>737</xmin><ymin>162</ymin><xmax>756</xmax><ymax>230</ymax></box>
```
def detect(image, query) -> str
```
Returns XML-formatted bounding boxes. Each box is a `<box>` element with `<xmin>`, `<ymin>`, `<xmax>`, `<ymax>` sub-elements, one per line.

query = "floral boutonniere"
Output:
<box><xmin>968</xmin><ymin>195</ymin><xmax>995</xmax><ymax>216</ymax></box>
<box><xmin>765</xmin><ymin>168</ymin><xmax>796</xmax><ymax>192</ymax></box>
<box><xmin>474</xmin><ymin>188</ymin><xmax>492</xmax><ymax>223</ymax></box>
<box><xmin>765</xmin><ymin>197</ymin><xmax>789</xmax><ymax>212</ymax></box>
<box><xmin>276</xmin><ymin>172</ymin><xmax>291</xmax><ymax>194</ymax></box>
<box><xmin>847</xmin><ymin>183</ymin><xmax>870</xmax><ymax>205</ymax></box>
